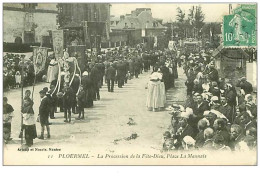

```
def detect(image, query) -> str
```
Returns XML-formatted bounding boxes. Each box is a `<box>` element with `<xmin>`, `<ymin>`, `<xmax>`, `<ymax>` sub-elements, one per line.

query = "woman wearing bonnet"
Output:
<box><xmin>146</xmin><ymin>68</ymin><xmax>166</xmax><ymax>112</ymax></box>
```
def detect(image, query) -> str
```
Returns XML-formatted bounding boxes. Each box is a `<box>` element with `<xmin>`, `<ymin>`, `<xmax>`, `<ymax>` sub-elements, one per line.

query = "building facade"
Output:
<box><xmin>3</xmin><ymin>3</ymin><xmax>58</xmax><ymax>44</ymax></box>
<box><xmin>111</xmin><ymin>8</ymin><xmax>166</xmax><ymax>47</ymax></box>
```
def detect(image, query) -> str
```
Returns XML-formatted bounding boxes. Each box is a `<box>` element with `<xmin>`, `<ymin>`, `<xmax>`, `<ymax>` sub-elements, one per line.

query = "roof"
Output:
<box><xmin>110</xmin><ymin>16</ymin><xmax>120</xmax><ymax>21</ymax></box>
<box><xmin>212</xmin><ymin>44</ymin><xmax>249</xmax><ymax>58</ymax></box>
<box><xmin>112</xmin><ymin>9</ymin><xmax>166</xmax><ymax>30</ymax></box>
<box><xmin>112</xmin><ymin>17</ymin><xmax>141</xmax><ymax>30</ymax></box>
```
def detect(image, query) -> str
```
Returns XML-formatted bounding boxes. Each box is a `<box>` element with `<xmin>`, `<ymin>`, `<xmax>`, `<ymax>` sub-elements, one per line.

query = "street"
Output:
<box><xmin>4</xmin><ymin>67</ymin><xmax>186</xmax><ymax>154</ymax></box>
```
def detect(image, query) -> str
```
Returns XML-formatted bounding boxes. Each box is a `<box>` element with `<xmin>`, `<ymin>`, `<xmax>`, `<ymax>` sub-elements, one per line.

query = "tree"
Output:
<box><xmin>176</xmin><ymin>7</ymin><xmax>185</xmax><ymax>23</ymax></box>
<box><xmin>187</xmin><ymin>5</ymin><xmax>205</xmax><ymax>38</ymax></box>
<box><xmin>176</xmin><ymin>7</ymin><xmax>186</xmax><ymax>39</ymax></box>
<box><xmin>194</xmin><ymin>6</ymin><xmax>205</xmax><ymax>30</ymax></box>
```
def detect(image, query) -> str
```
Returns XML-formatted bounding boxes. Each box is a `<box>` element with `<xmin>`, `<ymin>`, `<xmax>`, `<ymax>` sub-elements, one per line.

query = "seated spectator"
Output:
<box><xmin>213</xmin><ymin>119</ymin><xmax>230</xmax><ymax>145</ymax></box>
<box><xmin>230</xmin><ymin>124</ymin><xmax>245</xmax><ymax>151</ymax></box>
<box><xmin>174</xmin><ymin>116</ymin><xmax>195</xmax><ymax>149</ymax></box>
<box><xmin>219</xmin><ymin>96</ymin><xmax>233</xmax><ymax>123</ymax></box>
<box><xmin>238</xmin><ymin>111</ymin><xmax>256</xmax><ymax>134</ymax></box>
<box><xmin>195</xmin><ymin>119</ymin><xmax>208</xmax><ymax>148</ymax></box>
<box><xmin>204</xmin><ymin>111</ymin><xmax>217</xmax><ymax>127</ymax></box>
<box><xmin>213</xmin><ymin>134</ymin><xmax>231</xmax><ymax>151</ymax></box>
<box><xmin>236</xmin><ymin>77</ymin><xmax>253</xmax><ymax>94</ymax></box>
<box><xmin>193</xmin><ymin>94</ymin><xmax>210</xmax><ymax>120</ymax></box>
<box><xmin>202</xmin><ymin>128</ymin><xmax>215</xmax><ymax>150</ymax></box>
<box><xmin>246</xmin><ymin>127</ymin><xmax>257</xmax><ymax>140</ymax></box>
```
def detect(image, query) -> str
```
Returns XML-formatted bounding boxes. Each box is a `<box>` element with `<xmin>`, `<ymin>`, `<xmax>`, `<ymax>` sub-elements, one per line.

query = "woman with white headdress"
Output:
<box><xmin>146</xmin><ymin>69</ymin><xmax>166</xmax><ymax>112</ymax></box>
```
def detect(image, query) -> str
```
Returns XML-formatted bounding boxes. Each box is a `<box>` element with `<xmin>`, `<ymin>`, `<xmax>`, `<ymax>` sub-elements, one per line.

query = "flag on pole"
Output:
<box><xmin>33</xmin><ymin>46</ymin><xmax>48</xmax><ymax>75</ymax></box>
<box><xmin>52</xmin><ymin>30</ymin><xmax>64</xmax><ymax>59</ymax></box>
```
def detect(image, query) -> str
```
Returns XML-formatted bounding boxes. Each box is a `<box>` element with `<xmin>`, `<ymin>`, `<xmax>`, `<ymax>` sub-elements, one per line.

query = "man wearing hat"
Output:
<box><xmin>208</xmin><ymin>63</ymin><xmax>219</xmax><ymax>82</ymax></box>
<box><xmin>38</xmin><ymin>90</ymin><xmax>50</xmax><ymax>139</ymax></box>
<box><xmin>236</xmin><ymin>77</ymin><xmax>253</xmax><ymax>94</ymax></box>
<box><xmin>106</xmin><ymin>63</ymin><xmax>116</xmax><ymax>92</ymax></box>
<box><xmin>174</xmin><ymin>116</ymin><xmax>196</xmax><ymax>149</ymax></box>
<box><xmin>3</xmin><ymin>97</ymin><xmax>14</xmax><ymax>142</ymax></box>
<box><xmin>116</xmin><ymin>59</ymin><xmax>125</xmax><ymax>88</ymax></box>
<box><xmin>62</xmin><ymin>83</ymin><xmax>73</xmax><ymax>123</ymax></box>
<box><xmin>90</xmin><ymin>63</ymin><xmax>101</xmax><ymax>100</ymax></box>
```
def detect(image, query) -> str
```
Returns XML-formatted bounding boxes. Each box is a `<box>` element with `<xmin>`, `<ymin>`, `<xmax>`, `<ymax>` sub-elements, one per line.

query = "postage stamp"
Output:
<box><xmin>223</xmin><ymin>4</ymin><xmax>256</xmax><ymax>47</ymax></box>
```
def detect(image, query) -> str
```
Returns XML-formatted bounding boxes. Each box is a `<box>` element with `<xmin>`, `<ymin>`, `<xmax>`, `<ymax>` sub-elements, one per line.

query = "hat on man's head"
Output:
<box><xmin>43</xmin><ymin>87</ymin><xmax>48</xmax><ymax>93</ymax></box>
<box><xmin>241</xmin><ymin>77</ymin><xmax>247</xmax><ymax>81</ymax></box>
<box><xmin>39</xmin><ymin>90</ymin><xmax>46</xmax><ymax>94</ymax></box>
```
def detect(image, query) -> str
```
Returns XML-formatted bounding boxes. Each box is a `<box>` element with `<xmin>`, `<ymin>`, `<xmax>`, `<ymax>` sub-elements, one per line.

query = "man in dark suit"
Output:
<box><xmin>70</xmin><ymin>75</ymin><xmax>80</xmax><ymax>114</ymax></box>
<box><xmin>208</xmin><ymin>64</ymin><xmax>219</xmax><ymax>82</ymax></box>
<box><xmin>213</xmin><ymin>118</ymin><xmax>230</xmax><ymax>145</ymax></box>
<box><xmin>236</xmin><ymin>77</ymin><xmax>253</xmax><ymax>94</ymax></box>
<box><xmin>90</xmin><ymin>63</ymin><xmax>101</xmax><ymax>100</ymax></box>
<box><xmin>195</xmin><ymin>119</ymin><xmax>208</xmax><ymax>148</ymax></box>
<box><xmin>62</xmin><ymin>83</ymin><xmax>73</xmax><ymax>123</ymax></box>
<box><xmin>238</xmin><ymin>111</ymin><xmax>256</xmax><ymax>134</ymax></box>
<box><xmin>47</xmin><ymin>84</ymin><xmax>57</xmax><ymax>119</ymax></box>
<box><xmin>116</xmin><ymin>60</ymin><xmax>125</xmax><ymax>88</ymax></box>
<box><xmin>229</xmin><ymin>124</ymin><xmax>245</xmax><ymax>150</ymax></box>
<box><xmin>38</xmin><ymin>90</ymin><xmax>50</xmax><ymax>139</ymax></box>
<box><xmin>106</xmin><ymin>63</ymin><xmax>116</xmax><ymax>92</ymax></box>
<box><xmin>219</xmin><ymin>96</ymin><xmax>234</xmax><ymax>123</ymax></box>
<box><xmin>193</xmin><ymin>94</ymin><xmax>210</xmax><ymax>120</ymax></box>
<box><xmin>174</xmin><ymin>116</ymin><xmax>196</xmax><ymax>149</ymax></box>
<box><xmin>202</xmin><ymin>128</ymin><xmax>215</xmax><ymax>150</ymax></box>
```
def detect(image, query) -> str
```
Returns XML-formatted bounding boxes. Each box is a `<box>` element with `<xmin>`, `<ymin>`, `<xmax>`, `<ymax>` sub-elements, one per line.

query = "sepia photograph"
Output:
<box><xmin>2</xmin><ymin>1</ymin><xmax>257</xmax><ymax>165</ymax></box>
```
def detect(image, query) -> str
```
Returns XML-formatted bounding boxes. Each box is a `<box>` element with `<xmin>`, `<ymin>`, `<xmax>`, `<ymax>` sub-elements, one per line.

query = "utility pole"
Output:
<box><xmin>229</xmin><ymin>4</ymin><xmax>232</xmax><ymax>15</ymax></box>
<box><xmin>20</xmin><ymin>55</ymin><xmax>25</xmax><ymax>146</ymax></box>
<box><xmin>171</xmin><ymin>23</ymin><xmax>174</xmax><ymax>41</ymax></box>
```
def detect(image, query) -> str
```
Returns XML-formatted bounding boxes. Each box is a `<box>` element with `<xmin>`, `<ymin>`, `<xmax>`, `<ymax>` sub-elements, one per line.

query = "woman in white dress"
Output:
<box><xmin>47</xmin><ymin>59</ymin><xmax>59</xmax><ymax>83</ymax></box>
<box><xmin>146</xmin><ymin>69</ymin><xmax>166</xmax><ymax>112</ymax></box>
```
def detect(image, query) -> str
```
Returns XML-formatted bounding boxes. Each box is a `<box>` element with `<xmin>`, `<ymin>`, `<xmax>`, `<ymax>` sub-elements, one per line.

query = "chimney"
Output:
<box><xmin>120</xmin><ymin>15</ymin><xmax>125</xmax><ymax>21</ymax></box>
<box><xmin>146</xmin><ymin>8</ymin><xmax>152</xmax><ymax>15</ymax></box>
<box><xmin>131</xmin><ymin>10</ymin><xmax>136</xmax><ymax>17</ymax></box>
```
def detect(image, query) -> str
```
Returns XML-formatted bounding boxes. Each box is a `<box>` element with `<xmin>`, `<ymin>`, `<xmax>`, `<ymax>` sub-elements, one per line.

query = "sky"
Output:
<box><xmin>110</xmin><ymin>3</ymin><xmax>240</xmax><ymax>23</ymax></box>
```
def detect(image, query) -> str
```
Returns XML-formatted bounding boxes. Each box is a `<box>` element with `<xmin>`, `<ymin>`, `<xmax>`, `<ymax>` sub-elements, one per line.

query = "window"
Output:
<box><xmin>131</xmin><ymin>23</ymin><xmax>134</xmax><ymax>28</ymax></box>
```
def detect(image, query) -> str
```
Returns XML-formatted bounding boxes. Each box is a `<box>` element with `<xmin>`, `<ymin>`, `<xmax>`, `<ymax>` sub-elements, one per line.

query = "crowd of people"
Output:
<box><xmin>3</xmin><ymin>53</ymin><xmax>35</xmax><ymax>90</ymax></box>
<box><xmin>162</xmin><ymin>51</ymin><xmax>257</xmax><ymax>152</ymax></box>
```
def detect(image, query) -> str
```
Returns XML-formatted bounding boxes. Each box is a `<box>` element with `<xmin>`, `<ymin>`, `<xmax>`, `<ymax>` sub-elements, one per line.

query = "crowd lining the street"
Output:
<box><xmin>162</xmin><ymin>51</ymin><xmax>257</xmax><ymax>152</ymax></box>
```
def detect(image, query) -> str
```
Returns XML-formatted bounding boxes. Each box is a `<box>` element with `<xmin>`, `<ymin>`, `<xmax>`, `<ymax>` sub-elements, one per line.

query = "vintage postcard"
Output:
<box><xmin>2</xmin><ymin>2</ymin><xmax>257</xmax><ymax>165</ymax></box>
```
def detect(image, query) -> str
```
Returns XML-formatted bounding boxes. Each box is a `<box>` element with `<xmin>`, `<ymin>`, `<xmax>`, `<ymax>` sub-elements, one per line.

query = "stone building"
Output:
<box><xmin>3</xmin><ymin>3</ymin><xmax>58</xmax><ymax>44</ymax></box>
<box><xmin>111</xmin><ymin>8</ymin><xmax>166</xmax><ymax>47</ymax></box>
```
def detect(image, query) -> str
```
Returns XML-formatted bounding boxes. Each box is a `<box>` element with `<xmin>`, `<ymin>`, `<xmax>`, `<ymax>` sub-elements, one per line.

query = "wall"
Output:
<box><xmin>3</xmin><ymin>10</ymin><xmax>57</xmax><ymax>43</ymax></box>
<box><xmin>146</xmin><ymin>28</ymin><xmax>164</xmax><ymax>37</ymax></box>
<box><xmin>3</xmin><ymin>10</ymin><xmax>24</xmax><ymax>43</ymax></box>
<box><xmin>246</xmin><ymin>61</ymin><xmax>257</xmax><ymax>91</ymax></box>
<box><xmin>217</xmin><ymin>49</ymin><xmax>247</xmax><ymax>84</ymax></box>
<box><xmin>34</xmin><ymin>12</ymin><xmax>57</xmax><ymax>42</ymax></box>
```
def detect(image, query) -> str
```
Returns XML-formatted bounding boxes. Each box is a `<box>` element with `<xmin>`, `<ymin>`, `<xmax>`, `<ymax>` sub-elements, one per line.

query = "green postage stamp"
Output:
<box><xmin>223</xmin><ymin>4</ymin><xmax>257</xmax><ymax>47</ymax></box>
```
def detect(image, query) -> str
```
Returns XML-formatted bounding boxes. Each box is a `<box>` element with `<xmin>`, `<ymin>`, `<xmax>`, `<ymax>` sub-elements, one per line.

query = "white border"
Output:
<box><xmin>1</xmin><ymin>0</ymin><xmax>259</xmax><ymax>184</ymax></box>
